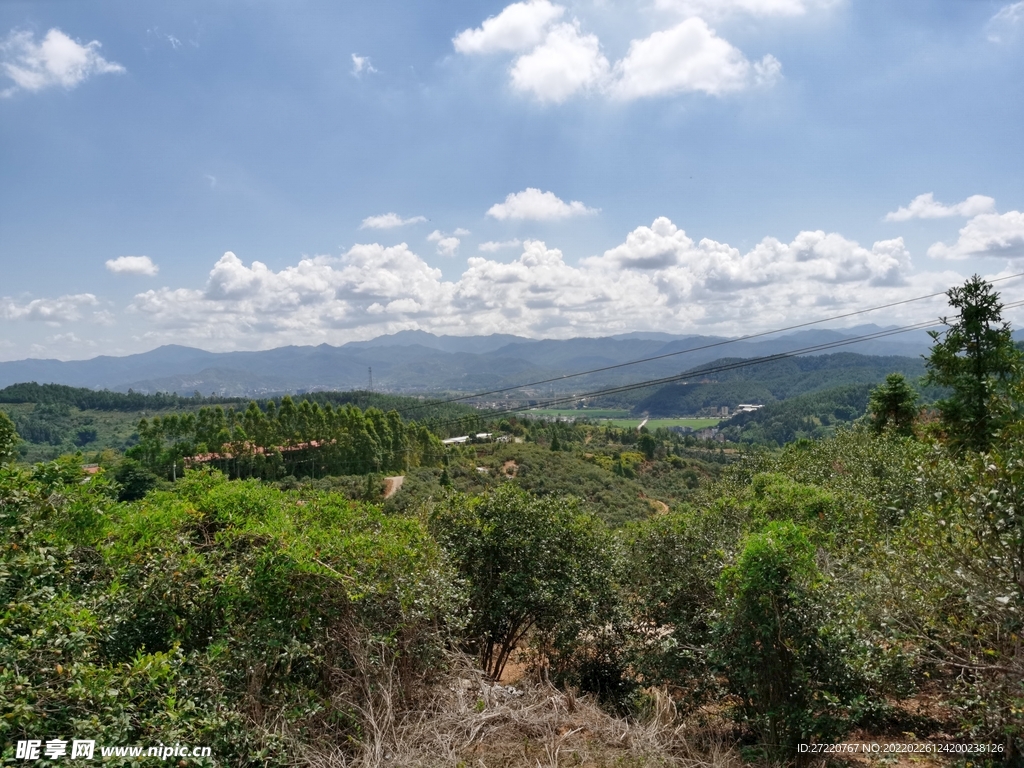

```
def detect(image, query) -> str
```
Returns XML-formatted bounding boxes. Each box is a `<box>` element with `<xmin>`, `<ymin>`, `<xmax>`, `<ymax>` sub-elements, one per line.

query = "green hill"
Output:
<box><xmin>632</xmin><ymin>352</ymin><xmax>926</xmax><ymax>416</ymax></box>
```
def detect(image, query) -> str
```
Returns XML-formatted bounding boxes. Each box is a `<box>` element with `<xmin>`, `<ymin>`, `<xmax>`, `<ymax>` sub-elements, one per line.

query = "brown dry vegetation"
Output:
<box><xmin>288</xmin><ymin>658</ymin><xmax>745</xmax><ymax>768</ymax></box>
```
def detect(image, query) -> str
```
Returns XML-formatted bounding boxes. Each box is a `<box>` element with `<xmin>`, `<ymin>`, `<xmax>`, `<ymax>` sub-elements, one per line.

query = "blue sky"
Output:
<box><xmin>2</xmin><ymin>0</ymin><xmax>1023</xmax><ymax>360</ymax></box>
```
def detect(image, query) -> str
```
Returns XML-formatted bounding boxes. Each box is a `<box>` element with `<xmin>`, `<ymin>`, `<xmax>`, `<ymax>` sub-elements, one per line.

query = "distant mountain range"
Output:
<box><xmin>0</xmin><ymin>326</ymin><xmax>936</xmax><ymax>397</ymax></box>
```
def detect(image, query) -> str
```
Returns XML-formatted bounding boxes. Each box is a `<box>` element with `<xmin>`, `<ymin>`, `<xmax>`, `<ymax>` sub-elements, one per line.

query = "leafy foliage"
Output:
<box><xmin>867</xmin><ymin>372</ymin><xmax>919</xmax><ymax>435</ymax></box>
<box><xmin>0</xmin><ymin>464</ymin><xmax>461</xmax><ymax>765</ymax></box>
<box><xmin>713</xmin><ymin>522</ymin><xmax>864</xmax><ymax>758</ymax></box>
<box><xmin>430</xmin><ymin>485</ymin><xmax>614</xmax><ymax>681</ymax></box>
<box><xmin>0</xmin><ymin>410</ymin><xmax>17</xmax><ymax>464</ymax></box>
<box><xmin>129</xmin><ymin>396</ymin><xmax>444</xmax><ymax>480</ymax></box>
<box><xmin>925</xmin><ymin>274</ymin><xmax>1022</xmax><ymax>451</ymax></box>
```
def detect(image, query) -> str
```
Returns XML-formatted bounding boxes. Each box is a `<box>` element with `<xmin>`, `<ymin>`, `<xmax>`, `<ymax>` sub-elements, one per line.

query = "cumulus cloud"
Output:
<box><xmin>510</xmin><ymin>21</ymin><xmax>610</xmax><ymax>102</ymax></box>
<box><xmin>455</xmin><ymin>3</ymin><xmax>781</xmax><ymax>102</ymax></box>
<box><xmin>611</xmin><ymin>18</ymin><xmax>761</xmax><ymax>99</ymax></box>
<box><xmin>1</xmin><ymin>293</ymin><xmax>98</xmax><ymax>323</ymax></box>
<box><xmin>927</xmin><ymin>211</ymin><xmax>1024</xmax><ymax>260</ymax></box>
<box><xmin>124</xmin><ymin>217</ymin><xmax>941</xmax><ymax>349</ymax></box>
<box><xmin>130</xmin><ymin>248</ymin><xmax>457</xmax><ymax>343</ymax></box>
<box><xmin>453</xmin><ymin>0</ymin><xmax>565</xmax><ymax>54</ymax></box>
<box><xmin>479</xmin><ymin>238</ymin><xmax>523</xmax><ymax>252</ymax></box>
<box><xmin>885</xmin><ymin>193</ymin><xmax>996</xmax><ymax>222</ymax></box>
<box><xmin>49</xmin><ymin>332</ymin><xmax>94</xmax><ymax>347</ymax></box>
<box><xmin>988</xmin><ymin>2</ymin><xmax>1024</xmax><ymax>42</ymax></box>
<box><xmin>427</xmin><ymin>229</ymin><xmax>462</xmax><ymax>256</ymax></box>
<box><xmin>487</xmin><ymin>188</ymin><xmax>597</xmax><ymax>220</ymax></box>
<box><xmin>351</xmin><ymin>53</ymin><xmax>376</xmax><ymax>75</ymax></box>
<box><xmin>1</xmin><ymin>28</ymin><xmax>124</xmax><ymax>96</ymax></box>
<box><xmin>359</xmin><ymin>212</ymin><xmax>428</xmax><ymax>229</ymax></box>
<box><xmin>106</xmin><ymin>255</ymin><xmax>159</xmax><ymax>276</ymax></box>
<box><xmin>655</xmin><ymin>0</ymin><xmax>836</xmax><ymax>18</ymax></box>
<box><xmin>590</xmin><ymin>217</ymin><xmax>910</xmax><ymax>289</ymax></box>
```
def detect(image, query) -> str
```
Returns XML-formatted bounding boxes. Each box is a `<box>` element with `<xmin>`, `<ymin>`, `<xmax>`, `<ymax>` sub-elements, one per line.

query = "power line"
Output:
<box><xmin>425</xmin><ymin>301</ymin><xmax>1024</xmax><ymax>432</ymax></box>
<box><xmin>180</xmin><ymin>300</ymin><xmax>1024</xmax><ymax>474</ymax></box>
<box><xmin>396</xmin><ymin>271</ymin><xmax>1024</xmax><ymax>417</ymax></box>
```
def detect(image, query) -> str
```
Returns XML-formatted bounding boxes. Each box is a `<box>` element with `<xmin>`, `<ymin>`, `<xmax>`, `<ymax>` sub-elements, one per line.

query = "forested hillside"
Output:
<box><xmin>0</xmin><ymin>386</ymin><xmax>479</xmax><ymax>463</ymax></box>
<box><xmin>633</xmin><ymin>352</ymin><xmax>928</xmax><ymax>415</ymax></box>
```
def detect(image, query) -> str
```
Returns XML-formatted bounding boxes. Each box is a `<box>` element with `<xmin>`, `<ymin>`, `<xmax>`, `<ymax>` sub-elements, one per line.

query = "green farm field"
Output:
<box><xmin>522</xmin><ymin>409</ymin><xmax>720</xmax><ymax>430</ymax></box>
<box><xmin>607</xmin><ymin>417</ymin><xmax>721</xmax><ymax>430</ymax></box>
<box><xmin>525</xmin><ymin>408</ymin><xmax>633</xmax><ymax>419</ymax></box>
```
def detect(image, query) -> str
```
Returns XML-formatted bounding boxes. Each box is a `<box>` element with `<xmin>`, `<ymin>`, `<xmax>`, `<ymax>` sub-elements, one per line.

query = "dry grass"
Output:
<box><xmin>288</xmin><ymin>653</ymin><xmax>746</xmax><ymax>768</ymax></box>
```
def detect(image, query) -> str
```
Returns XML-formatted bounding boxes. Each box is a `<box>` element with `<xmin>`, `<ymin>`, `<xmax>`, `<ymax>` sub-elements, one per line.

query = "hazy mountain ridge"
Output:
<box><xmin>0</xmin><ymin>326</ymin><xmax>936</xmax><ymax>397</ymax></box>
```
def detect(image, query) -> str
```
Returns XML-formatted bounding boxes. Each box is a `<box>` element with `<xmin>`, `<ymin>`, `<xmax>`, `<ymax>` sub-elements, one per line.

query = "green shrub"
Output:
<box><xmin>113</xmin><ymin>458</ymin><xmax>159</xmax><ymax>501</ymax></box>
<box><xmin>616</xmin><ymin>508</ymin><xmax>726</xmax><ymax>708</ymax></box>
<box><xmin>1</xmin><ymin>464</ymin><xmax>462</xmax><ymax>765</ymax></box>
<box><xmin>431</xmin><ymin>484</ymin><xmax>615</xmax><ymax>682</ymax></box>
<box><xmin>713</xmin><ymin>521</ymin><xmax>861</xmax><ymax>759</ymax></box>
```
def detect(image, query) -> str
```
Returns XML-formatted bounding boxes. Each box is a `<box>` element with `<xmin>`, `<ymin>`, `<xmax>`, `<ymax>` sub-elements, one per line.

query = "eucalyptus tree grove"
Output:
<box><xmin>128</xmin><ymin>396</ymin><xmax>444</xmax><ymax>479</ymax></box>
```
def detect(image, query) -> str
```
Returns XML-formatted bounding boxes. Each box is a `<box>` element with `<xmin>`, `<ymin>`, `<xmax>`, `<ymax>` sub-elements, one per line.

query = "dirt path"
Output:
<box><xmin>383</xmin><ymin>475</ymin><xmax>405</xmax><ymax>499</ymax></box>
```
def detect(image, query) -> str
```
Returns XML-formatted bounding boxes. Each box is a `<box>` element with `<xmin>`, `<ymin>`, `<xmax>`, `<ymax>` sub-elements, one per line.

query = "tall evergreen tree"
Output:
<box><xmin>867</xmin><ymin>373</ymin><xmax>918</xmax><ymax>435</ymax></box>
<box><xmin>925</xmin><ymin>275</ymin><xmax>1021</xmax><ymax>451</ymax></box>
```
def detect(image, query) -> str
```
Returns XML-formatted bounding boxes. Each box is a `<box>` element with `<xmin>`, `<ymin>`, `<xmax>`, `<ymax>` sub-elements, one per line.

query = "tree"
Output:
<box><xmin>867</xmin><ymin>373</ymin><xmax>918</xmax><ymax>435</ymax></box>
<box><xmin>925</xmin><ymin>275</ymin><xmax>1021</xmax><ymax>451</ymax></box>
<box><xmin>0</xmin><ymin>410</ymin><xmax>18</xmax><ymax>465</ymax></box>
<box><xmin>114</xmin><ymin>458</ymin><xmax>159</xmax><ymax>501</ymax></box>
<box><xmin>713</xmin><ymin>521</ymin><xmax>858</xmax><ymax>759</ymax></box>
<box><xmin>431</xmin><ymin>485</ymin><xmax>612</xmax><ymax>680</ymax></box>
<box><xmin>637</xmin><ymin>432</ymin><xmax>657</xmax><ymax>460</ymax></box>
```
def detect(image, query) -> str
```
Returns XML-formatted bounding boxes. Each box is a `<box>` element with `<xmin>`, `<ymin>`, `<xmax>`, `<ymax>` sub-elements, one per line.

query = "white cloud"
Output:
<box><xmin>927</xmin><ymin>211</ymin><xmax>1024</xmax><ymax>260</ymax></box>
<box><xmin>655</xmin><ymin>0</ymin><xmax>836</xmax><ymax>18</ymax></box>
<box><xmin>479</xmin><ymin>239</ymin><xmax>523</xmax><ymax>252</ymax></box>
<box><xmin>753</xmin><ymin>54</ymin><xmax>783</xmax><ymax>86</ymax></box>
<box><xmin>590</xmin><ymin>217</ymin><xmax>910</xmax><ymax>289</ymax></box>
<box><xmin>49</xmin><ymin>332</ymin><xmax>94</xmax><ymax>346</ymax></box>
<box><xmin>611</xmin><ymin>18</ymin><xmax>760</xmax><ymax>99</ymax></box>
<box><xmin>453</xmin><ymin>0</ymin><xmax>565</xmax><ymax>54</ymax></box>
<box><xmin>124</xmin><ymin>218</ymin><xmax>941</xmax><ymax>348</ymax></box>
<box><xmin>427</xmin><ymin>230</ymin><xmax>461</xmax><ymax>256</ymax></box>
<box><xmin>487</xmin><ymin>188</ymin><xmax>597</xmax><ymax>220</ymax></box>
<box><xmin>510</xmin><ymin>21</ymin><xmax>610</xmax><ymax>102</ymax></box>
<box><xmin>106</xmin><ymin>255</ymin><xmax>159</xmax><ymax>276</ymax></box>
<box><xmin>130</xmin><ymin>248</ymin><xmax>457</xmax><ymax>344</ymax></box>
<box><xmin>0</xmin><ymin>28</ymin><xmax>124</xmax><ymax>96</ymax></box>
<box><xmin>988</xmin><ymin>2</ymin><xmax>1024</xmax><ymax>42</ymax></box>
<box><xmin>456</xmin><ymin>5</ymin><xmax>779</xmax><ymax>102</ymax></box>
<box><xmin>1</xmin><ymin>293</ymin><xmax>98</xmax><ymax>323</ymax></box>
<box><xmin>435</xmin><ymin>237</ymin><xmax>461</xmax><ymax>256</ymax></box>
<box><xmin>884</xmin><ymin>193</ymin><xmax>996</xmax><ymax>222</ymax></box>
<box><xmin>351</xmin><ymin>53</ymin><xmax>376</xmax><ymax>75</ymax></box>
<box><xmin>454</xmin><ymin>227</ymin><xmax>471</xmax><ymax>236</ymax></box>
<box><xmin>359</xmin><ymin>212</ymin><xmax>428</xmax><ymax>229</ymax></box>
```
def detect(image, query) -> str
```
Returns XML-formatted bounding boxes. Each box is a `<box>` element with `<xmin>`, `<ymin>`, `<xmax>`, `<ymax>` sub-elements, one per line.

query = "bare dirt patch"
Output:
<box><xmin>383</xmin><ymin>475</ymin><xmax>405</xmax><ymax>499</ymax></box>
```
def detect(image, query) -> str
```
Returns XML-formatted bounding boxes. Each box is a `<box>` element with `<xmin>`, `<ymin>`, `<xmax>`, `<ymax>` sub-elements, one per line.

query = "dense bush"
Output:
<box><xmin>713</xmin><ymin>521</ymin><xmax>865</xmax><ymax>759</ymax></box>
<box><xmin>0</xmin><ymin>463</ymin><xmax>461</xmax><ymax>765</ymax></box>
<box><xmin>430</xmin><ymin>485</ymin><xmax>615</xmax><ymax>683</ymax></box>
